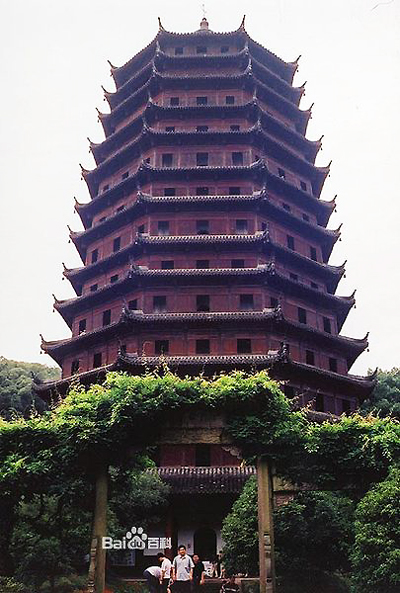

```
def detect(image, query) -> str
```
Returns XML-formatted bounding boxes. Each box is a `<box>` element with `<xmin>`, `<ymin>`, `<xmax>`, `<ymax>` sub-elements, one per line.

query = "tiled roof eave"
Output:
<box><xmin>152</xmin><ymin>466</ymin><xmax>256</xmax><ymax>494</ymax></box>
<box><xmin>43</xmin><ymin>307</ymin><xmax>366</xmax><ymax>363</ymax></box>
<box><xmin>55</xmin><ymin>265</ymin><xmax>354</xmax><ymax>328</ymax></box>
<box><xmin>71</xmin><ymin>192</ymin><xmax>337</xmax><ymax>258</ymax></box>
<box><xmin>34</xmin><ymin>353</ymin><xmax>376</xmax><ymax>401</ymax></box>
<box><xmin>63</xmin><ymin>233</ymin><xmax>344</xmax><ymax>294</ymax></box>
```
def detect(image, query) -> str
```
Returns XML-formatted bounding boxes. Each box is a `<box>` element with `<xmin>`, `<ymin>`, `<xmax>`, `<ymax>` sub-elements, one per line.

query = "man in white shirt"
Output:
<box><xmin>158</xmin><ymin>552</ymin><xmax>172</xmax><ymax>593</ymax></box>
<box><xmin>172</xmin><ymin>545</ymin><xmax>194</xmax><ymax>593</ymax></box>
<box><xmin>143</xmin><ymin>564</ymin><xmax>162</xmax><ymax>593</ymax></box>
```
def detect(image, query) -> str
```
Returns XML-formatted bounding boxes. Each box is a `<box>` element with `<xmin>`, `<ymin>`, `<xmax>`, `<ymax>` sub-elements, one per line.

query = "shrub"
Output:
<box><xmin>0</xmin><ymin>576</ymin><xmax>29</xmax><ymax>592</ymax></box>
<box><xmin>351</xmin><ymin>467</ymin><xmax>400</xmax><ymax>593</ymax></box>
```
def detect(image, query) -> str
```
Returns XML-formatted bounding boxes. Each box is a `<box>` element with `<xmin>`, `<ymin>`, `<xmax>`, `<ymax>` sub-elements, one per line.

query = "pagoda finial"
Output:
<box><xmin>200</xmin><ymin>16</ymin><xmax>209</xmax><ymax>31</ymax></box>
<box><xmin>239</xmin><ymin>15</ymin><xmax>246</xmax><ymax>30</ymax></box>
<box><xmin>199</xmin><ymin>4</ymin><xmax>209</xmax><ymax>31</ymax></box>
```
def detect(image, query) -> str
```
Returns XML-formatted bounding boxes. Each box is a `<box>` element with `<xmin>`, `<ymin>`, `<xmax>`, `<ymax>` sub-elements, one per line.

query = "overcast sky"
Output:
<box><xmin>0</xmin><ymin>0</ymin><xmax>399</xmax><ymax>374</ymax></box>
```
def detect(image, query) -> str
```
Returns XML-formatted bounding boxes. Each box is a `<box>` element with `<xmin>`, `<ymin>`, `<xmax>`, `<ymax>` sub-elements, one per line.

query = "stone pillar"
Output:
<box><xmin>165</xmin><ymin>503</ymin><xmax>175</xmax><ymax>560</ymax></box>
<box><xmin>257</xmin><ymin>457</ymin><xmax>276</xmax><ymax>593</ymax></box>
<box><xmin>88</xmin><ymin>465</ymin><xmax>108</xmax><ymax>593</ymax></box>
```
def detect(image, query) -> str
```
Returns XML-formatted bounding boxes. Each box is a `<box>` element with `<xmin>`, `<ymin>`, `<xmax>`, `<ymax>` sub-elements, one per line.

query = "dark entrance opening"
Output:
<box><xmin>194</xmin><ymin>527</ymin><xmax>217</xmax><ymax>561</ymax></box>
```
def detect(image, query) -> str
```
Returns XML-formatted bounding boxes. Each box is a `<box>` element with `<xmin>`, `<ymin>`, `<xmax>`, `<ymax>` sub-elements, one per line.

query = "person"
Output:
<box><xmin>158</xmin><ymin>552</ymin><xmax>172</xmax><ymax>593</ymax></box>
<box><xmin>211</xmin><ymin>553</ymin><xmax>220</xmax><ymax>578</ymax></box>
<box><xmin>218</xmin><ymin>551</ymin><xmax>225</xmax><ymax>579</ymax></box>
<box><xmin>192</xmin><ymin>554</ymin><xmax>205</xmax><ymax>592</ymax></box>
<box><xmin>143</xmin><ymin>564</ymin><xmax>162</xmax><ymax>593</ymax></box>
<box><xmin>172</xmin><ymin>544</ymin><xmax>194</xmax><ymax>593</ymax></box>
<box><xmin>220</xmin><ymin>575</ymin><xmax>239</xmax><ymax>593</ymax></box>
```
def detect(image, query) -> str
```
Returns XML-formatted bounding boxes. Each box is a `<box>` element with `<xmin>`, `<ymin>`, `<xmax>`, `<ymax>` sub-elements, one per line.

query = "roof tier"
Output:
<box><xmin>84</xmin><ymin>123</ymin><xmax>329</xmax><ymax>199</ymax></box>
<box><xmin>63</xmin><ymin>231</ymin><xmax>345</xmax><ymax>294</ymax></box>
<box><xmin>41</xmin><ymin>305</ymin><xmax>367</xmax><ymax>368</ymax></box>
<box><xmin>109</xmin><ymin>19</ymin><xmax>296</xmax><ymax>90</ymax></box>
<box><xmin>71</xmin><ymin>191</ymin><xmax>339</xmax><ymax>263</ymax></box>
<box><xmin>76</xmin><ymin>160</ymin><xmax>335</xmax><ymax>225</ymax></box>
<box><xmin>55</xmin><ymin>264</ymin><xmax>355</xmax><ymax>331</ymax></box>
<box><xmin>99</xmin><ymin>69</ymin><xmax>311</xmax><ymax>138</ymax></box>
<box><xmin>92</xmin><ymin>101</ymin><xmax>321</xmax><ymax>166</ymax></box>
<box><xmin>34</xmin><ymin>348</ymin><xmax>376</xmax><ymax>402</ymax></box>
<box><xmin>106</xmin><ymin>47</ymin><xmax>303</xmax><ymax>111</ymax></box>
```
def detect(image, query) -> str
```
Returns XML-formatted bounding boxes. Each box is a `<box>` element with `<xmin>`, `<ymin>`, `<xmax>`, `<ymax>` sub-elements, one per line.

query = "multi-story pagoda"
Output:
<box><xmin>39</xmin><ymin>16</ymin><xmax>374</xmax><ymax>414</ymax></box>
<box><xmin>37</xmin><ymin>17</ymin><xmax>375</xmax><ymax>566</ymax></box>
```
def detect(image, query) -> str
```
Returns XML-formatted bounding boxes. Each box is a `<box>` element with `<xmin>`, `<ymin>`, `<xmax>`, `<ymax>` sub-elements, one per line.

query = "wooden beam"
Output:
<box><xmin>257</xmin><ymin>456</ymin><xmax>276</xmax><ymax>593</ymax></box>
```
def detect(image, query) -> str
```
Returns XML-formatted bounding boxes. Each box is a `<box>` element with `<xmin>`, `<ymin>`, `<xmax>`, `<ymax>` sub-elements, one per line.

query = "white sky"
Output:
<box><xmin>0</xmin><ymin>0</ymin><xmax>399</xmax><ymax>374</ymax></box>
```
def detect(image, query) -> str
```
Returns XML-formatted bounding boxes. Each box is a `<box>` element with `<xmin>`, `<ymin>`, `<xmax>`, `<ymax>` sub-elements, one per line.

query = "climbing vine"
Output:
<box><xmin>1</xmin><ymin>370</ymin><xmax>399</xmax><ymax>496</ymax></box>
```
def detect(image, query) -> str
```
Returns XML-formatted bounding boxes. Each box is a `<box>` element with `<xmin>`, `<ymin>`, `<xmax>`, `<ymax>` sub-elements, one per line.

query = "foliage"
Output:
<box><xmin>274</xmin><ymin>491</ymin><xmax>354</xmax><ymax>578</ymax></box>
<box><xmin>351</xmin><ymin>466</ymin><xmax>400</xmax><ymax>593</ymax></box>
<box><xmin>108</xmin><ymin>467</ymin><xmax>170</xmax><ymax>534</ymax></box>
<box><xmin>0</xmin><ymin>369</ymin><xmax>400</xmax><ymax>587</ymax></box>
<box><xmin>291</xmin><ymin>414</ymin><xmax>400</xmax><ymax>494</ymax></box>
<box><xmin>39</xmin><ymin>574</ymin><xmax>87</xmax><ymax>593</ymax></box>
<box><xmin>0</xmin><ymin>357</ymin><xmax>59</xmax><ymax>419</ymax></box>
<box><xmin>361</xmin><ymin>368</ymin><xmax>400</xmax><ymax>419</ymax></box>
<box><xmin>0</xmin><ymin>370</ymin><xmax>294</xmax><ymax>494</ymax></box>
<box><xmin>278</xmin><ymin>573</ymin><xmax>351</xmax><ymax>593</ymax></box>
<box><xmin>0</xmin><ymin>576</ymin><xmax>28</xmax><ymax>592</ymax></box>
<box><xmin>7</xmin><ymin>466</ymin><xmax>168</xmax><ymax>590</ymax></box>
<box><xmin>11</xmin><ymin>489</ymin><xmax>91</xmax><ymax>591</ymax></box>
<box><xmin>221</xmin><ymin>477</ymin><xmax>355</xmax><ymax>582</ymax></box>
<box><xmin>2</xmin><ymin>370</ymin><xmax>399</xmax><ymax>496</ymax></box>
<box><xmin>221</xmin><ymin>476</ymin><xmax>259</xmax><ymax>575</ymax></box>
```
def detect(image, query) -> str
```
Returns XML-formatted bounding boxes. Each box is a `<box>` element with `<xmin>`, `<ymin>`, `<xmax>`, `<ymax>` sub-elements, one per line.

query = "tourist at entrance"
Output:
<box><xmin>212</xmin><ymin>551</ymin><xmax>223</xmax><ymax>578</ymax></box>
<box><xmin>220</xmin><ymin>575</ymin><xmax>239</xmax><ymax>593</ymax></box>
<box><xmin>192</xmin><ymin>554</ymin><xmax>205</xmax><ymax>591</ymax></box>
<box><xmin>158</xmin><ymin>552</ymin><xmax>172</xmax><ymax>593</ymax></box>
<box><xmin>172</xmin><ymin>544</ymin><xmax>194</xmax><ymax>593</ymax></box>
<box><xmin>144</xmin><ymin>564</ymin><xmax>162</xmax><ymax>593</ymax></box>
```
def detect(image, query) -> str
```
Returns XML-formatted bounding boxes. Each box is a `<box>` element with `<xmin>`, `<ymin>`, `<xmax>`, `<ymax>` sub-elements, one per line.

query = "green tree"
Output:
<box><xmin>0</xmin><ymin>357</ymin><xmax>59</xmax><ymax>419</ymax></box>
<box><xmin>221</xmin><ymin>476</ymin><xmax>259</xmax><ymax>576</ymax></box>
<box><xmin>222</xmin><ymin>477</ymin><xmax>355</xmax><ymax>585</ymax></box>
<box><xmin>108</xmin><ymin>466</ymin><xmax>170</xmax><ymax>534</ymax></box>
<box><xmin>274</xmin><ymin>491</ymin><xmax>354</xmax><ymax>579</ymax></box>
<box><xmin>361</xmin><ymin>368</ymin><xmax>400</xmax><ymax>419</ymax></box>
<box><xmin>351</xmin><ymin>466</ymin><xmax>400</xmax><ymax>593</ymax></box>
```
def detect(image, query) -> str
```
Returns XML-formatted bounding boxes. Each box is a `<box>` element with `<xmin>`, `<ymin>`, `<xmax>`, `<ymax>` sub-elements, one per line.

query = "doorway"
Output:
<box><xmin>194</xmin><ymin>527</ymin><xmax>217</xmax><ymax>561</ymax></box>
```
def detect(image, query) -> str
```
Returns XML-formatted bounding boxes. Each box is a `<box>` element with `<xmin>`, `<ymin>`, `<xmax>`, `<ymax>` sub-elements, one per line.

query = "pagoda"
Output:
<box><xmin>36</xmin><ymin>16</ymin><xmax>376</xmax><ymax>569</ymax></box>
<box><xmin>39</xmin><ymin>16</ymin><xmax>374</xmax><ymax>415</ymax></box>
